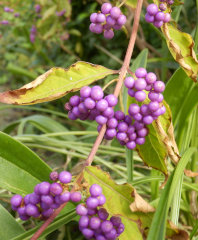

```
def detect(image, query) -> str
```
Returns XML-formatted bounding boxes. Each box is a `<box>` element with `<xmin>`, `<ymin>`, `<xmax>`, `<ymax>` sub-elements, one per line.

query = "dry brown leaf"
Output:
<box><xmin>130</xmin><ymin>189</ymin><xmax>155</xmax><ymax>213</ymax></box>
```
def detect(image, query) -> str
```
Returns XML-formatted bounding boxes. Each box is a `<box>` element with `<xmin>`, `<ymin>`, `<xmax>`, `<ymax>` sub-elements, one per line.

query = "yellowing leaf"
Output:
<box><xmin>125</xmin><ymin>0</ymin><xmax>137</xmax><ymax>8</ymax></box>
<box><xmin>162</xmin><ymin>23</ymin><xmax>198</xmax><ymax>82</ymax></box>
<box><xmin>0</xmin><ymin>61</ymin><xmax>116</xmax><ymax>105</ymax></box>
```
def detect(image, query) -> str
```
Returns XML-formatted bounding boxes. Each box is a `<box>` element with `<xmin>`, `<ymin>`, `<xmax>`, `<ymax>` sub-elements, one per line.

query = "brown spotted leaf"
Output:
<box><xmin>162</xmin><ymin>23</ymin><xmax>198</xmax><ymax>82</ymax></box>
<box><xmin>0</xmin><ymin>61</ymin><xmax>116</xmax><ymax>105</ymax></box>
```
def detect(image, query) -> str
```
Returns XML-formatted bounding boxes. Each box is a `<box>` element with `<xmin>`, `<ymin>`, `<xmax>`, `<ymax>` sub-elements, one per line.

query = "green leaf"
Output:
<box><xmin>130</xmin><ymin>49</ymin><xmax>149</xmax><ymax>72</ymax></box>
<box><xmin>147</xmin><ymin>148</ymin><xmax>195</xmax><ymax>240</ymax></box>
<box><xmin>0</xmin><ymin>131</ymin><xmax>51</xmax><ymax>193</ymax></box>
<box><xmin>0</xmin><ymin>204</ymin><xmax>25</xmax><ymax>240</ymax></box>
<box><xmin>164</xmin><ymin>68</ymin><xmax>193</xmax><ymax>125</ymax></box>
<box><xmin>84</xmin><ymin>166</ymin><xmax>154</xmax><ymax>240</ymax></box>
<box><xmin>15</xmin><ymin>115</ymin><xmax>75</xmax><ymax>141</ymax></box>
<box><xmin>125</xmin><ymin>0</ymin><xmax>137</xmax><ymax>8</ymax></box>
<box><xmin>0</xmin><ymin>61</ymin><xmax>116</xmax><ymax>105</ymax></box>
<box><xmin>162</xmin><ymin>23</ymin><xmax>198</xmax><ymax>82</ymax></box>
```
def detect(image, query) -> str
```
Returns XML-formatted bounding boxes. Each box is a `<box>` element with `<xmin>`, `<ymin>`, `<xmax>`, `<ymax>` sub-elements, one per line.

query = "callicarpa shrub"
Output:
<box><xmin>0</xmin><ymin>0</ymin><xmax>196</xmax><ymax>240</ymax></box>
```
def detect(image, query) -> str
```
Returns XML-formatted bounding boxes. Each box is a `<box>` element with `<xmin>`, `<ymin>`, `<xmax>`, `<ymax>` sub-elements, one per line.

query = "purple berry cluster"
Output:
<box><xmin>65</xmin><ymin>86</ymin><xmax>117</xmax><ymax>122</ymax></box>
<box><xmin>4</xmin><ymin>6</ymin><xmax>14</xmax><ymax>13</ymax></box>
<box><xmin>145</xmin><ymin>3</ymin><xmax>171</xmax><ymax>28</ymax></box>
<box><xmin>89</xmin><ymin>3</ymin><xmax>126</xmax><ymax>39</ymax></box>
<box><xmin>10</xmin><ymin>171</ymin><xmax>82</xmax><ymax>221</ymax></box>
<box><xmin>76</xmin><ymin>184</ymin><xmax>124</xmax><ymax>239</ymax></box>
<box><xmin>65</xmin><ymin>68</ymin><xmax>166</xmax><ymax>150</ymax></box>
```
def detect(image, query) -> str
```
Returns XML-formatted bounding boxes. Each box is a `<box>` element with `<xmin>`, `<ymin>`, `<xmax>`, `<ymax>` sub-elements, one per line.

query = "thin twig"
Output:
<box><xmin>31</xmin><ymin>1</ymin><xmax>143</xmax><ymax>239</ymax></box>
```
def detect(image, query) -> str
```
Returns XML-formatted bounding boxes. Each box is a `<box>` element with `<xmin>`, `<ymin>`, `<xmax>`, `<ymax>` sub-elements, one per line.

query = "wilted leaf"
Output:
<box><xmin>130</xmin><ymin>189</ymin><xmax>155</xmax><ymax>213</ymax></box>
<box><xmin>162</xmin><ymin>23</ymin><xmax>198</xmax><ymax>82</ymax></box>
<box><xmin>0</xmin><ymin>61</ymin><xmax>116</xmax><ymax>105</ymax></box>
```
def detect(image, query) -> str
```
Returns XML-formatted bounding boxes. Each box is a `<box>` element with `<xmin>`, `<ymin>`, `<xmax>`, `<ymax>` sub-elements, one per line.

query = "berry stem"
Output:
<box><xmin>85</xmin><ymin>0</ymin><xmax>143</xmax><ymax>166</ymax></box>
<box><xmin>31</xmin><ymin>1</ymin><xmax>143</xmax><ymax>239</ymax></box>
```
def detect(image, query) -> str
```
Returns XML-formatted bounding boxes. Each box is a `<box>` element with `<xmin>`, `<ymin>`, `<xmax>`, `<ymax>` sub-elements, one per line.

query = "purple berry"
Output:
<box><xmin>87</xmin><ymin>208</ymin><xmax>97</xmax><ymax>216</ymax></box>
<box><xmin>42</xmin><ymin>208</ymin><xmax>53</xmax><ymax>218</ymax></box>
<box><xmin>107</xmin><ymin>118</ymin><xmax>118</xmax><ymax>128</ymax></box>
<box><xmin>137</xmin><ymin>128</ymin><xmax>148</xmax><ymax>137</ymax></box>
<box><xmin>24</xmin><ymin>194</ymin><xmax>31</xmax><ymax>205</ymax></box>
<box><xmin>136</xmin><ymin>137</ymin><xmax>145</xmax><ymax>145</ymax></box>
<box><xmin>59</xmin><ymin>171</ymin><xmax>72</xmax><ymax>184</ymax></box>
<box><xmin>115</xmin><ymin>111</ymin><xmax>125</xmax><ymax>120</ymax></box>
<box><xmin>94</xmin><ymin>24</ymin><xmax>104</xmax><ymax>34</ymax></box>
<box><xmin>76</xmin><ymin>204</ymin><xmax>88</xmax><ymax>216</ymax></box>
<box><xmin>117</xmin><ymin>122</ymin><xmax>128</xmax><ymax>132</ymax></box>
<box><xmin>68</xmin><ymin>111</ymin><xmax>77</xmax><ymax>120</ymax></box>
<box><xmin>124</xmin><ymin>76</ymin><xmax>135</xmax><ymax>89</ymax></box>
<box><xmin>29</xmin><ymin>193</ymin><xmax>40</xmax><ymax>205</ymax></box>
<box><xmin>41</xmin><ymin>195</ymin><xmax>54</xmax><ymax>205</ymax></box>
<box><xmin>126</xmin><ymin>141</ymin><xmax>136</xmax><ymax>149</ymax></box>
<box><xmin>127</xmin><ymin>125</ymin><xmax>135</xmax><ymax>134</ymax></box>
<box><xmin>145</xmin><ymin>13</ymin><xmax>155</xmax><ymax>23</ymax></box>
<box><xmin>80</xmin><ymin>86</ymin><xmax>91</xmax><ymax>98</ymax></box>
<box><xmin>91</xmin><ymin>86</ymin><xmax>104</xmax><ymax>101</ymax></box>
<box><xmin>101</xmin><ymin>3</ymin><xmax>112</xmax><ymax>14</ymax></box>
<box><xmin>96</xmin><ymin>99</ymin><xmax>108</xmax><ymax>112</ymax></box>
<box><xmin>106</xmin><ymin>15</ymin><xmax>116</xmax><ymax>26</ymax></box>
<box><xmin>11</xmin><ymin>195</ymin><xmax>22</xmax><ymax>207</ymax></box>
<box><xmin>134</xmin><ymin>78</ymin><xmax>147</xmax><ymax>91</ymax></box>
<box><xmin>50</xmin><ymin>183</ymin><xmax>62</xmax><ymax>195</ymax></box>
<box><xmin>25</xmin><ymin>204</ymin><xmax>39</xmax><ymax>217</ymax></box>
<box><xmin>128</xmin><ymin>89</ymin><xmax>135</xmax><ymax>97</ymax></box>
<box><xmin>153</xmin><ymin>81</ymin><xmax>165</xmax><ymax>92</ymax></box>
<box><xmin>113</xmin><ymin>24</ymin><xmax>122</xmax><ymax>30</ymax></box>
<box><xmin>148</xmin><ymin>101</ymin><xmax>159</xmax><ymax>112</ymax></box>
<box><xmin>101</xmin><ymin>220</ymin><xmax>113</xmax><ymax>233</ymax></box>
<box><xmin>134</xmin><ymin>91</ymin><xmax>146</xmax><ymax>102</ymax></box>
<box><xmin>86</xmin><ymin>197</ymin><xmax>99</xmax><ymax>209</ymax></box>
<box><xmin>143</xmin><ymin>115</ymin><xmax>154</xmax><ymax>125</ymax></box>
<box><xmin>159</xmin><ymin>3</ymin><xmax>167</xmax><ymax>11</ymax></box>
<box><xmin>96</xmin><ymin>115</ymin><xmax>108</xmax><ymax>125</ymax></box>
<box><xmin>128</xmin><ymin>104</ymin><xmax>140</xmax><ymax>116</ymax></box>
<box><xmin>148</xmin><ymin>91</ymin><xmax>159</xmax><ymax>101</ymax></box>
<box><xmin>153</xmin><ymin>20</ymin><xmax>163</xmax><ymax>28</ymax></box>
<box><xmin>116</xmin><ymin>132</ymin><xmax>127</xmax><ymax>141</ymax></box>
<box><xmin>160</xmin><ymin>105</ymin><xmax>166</xmax><ymax>114</ymax></box>
<box><xmin>79</xmin><ymin>215</ymin><xmax>89</xmax><ymax>228</ymax></box>
<box><xmin>117</xmin><ymin>223</ymin><xmax>125</xmax><ymax>234</ymax></box>
<box><xmin>106</xmin><ymin>129</ymin><xmax>117</xmax><ymax>138</ymax></box>
<box><xmin>103</xmin><ymin>107</ymin><xmax>114</xmax><ymax>118</ymax></box>
<box><xmin>38</xmin><ymin>182</ymin><xmax>51</xmax><ymax>195</ymax></box>
<box><xmin>82</xmin><ymin>228</ymin><xmax>94</xmax><ymax>238</ymax></box>
<box><xmin>98</xmin><ymin>208</ymin><xmax>109</xmax><ymax>220</ymax></box>
<box><xmin>98</xmin><ymin>194</ymin><xmax>106</xmax><ymax>206</ymax></box>
<box><xmin>146</xmin><ymin>4</ymin><xmax>159</xmax><ymax>16</ymax></box>
<box><xmin>78</xmin><ymin>102</ymin><xmax>88</xmax><ymax>113</ymax></box>
<box><xmin>97</xmin><ymin>13</ymin><xmax>106</xmax><ymax>23</ymax></box>
<box><xmin>134</xmin><ymin>122</ymin><xmax>144</xmax><ymax>130</ymax></box>
<box><xmin>145</xmin><ymin>72</ymin><xmax>157</xmax><ymax>84</ymax></box>
<box><xmin>133</xmin><ymin>113</ymin><xmax>143</xmax><ymax>121</ymax></box>
<box><xmin>70</xmin><ymin>192</ymin><xmax>82</xmax><ymax>202</ymax></box>
<box><xmin>155</xmin><ymin>11</ymin><xmax>165</xmax><ymax>21</ymax></box>
<box><xmin>105</xmin><ymin>94</ymin><xmax>118</xmax><ymax>107</ymax></box>
<box><xmin>105</xmin><ymin>228</ymin><xmax>117</xmax><ymax>239</ymax></box>
<box><xmin>89</xmin><ymin>216</ymin><xmax>101</xmax><ymax>229</ymax></box>
<box><xmin>96</xmin><ymin>235</ymin><xmax>106</xmax><ymax>240</ymax></box>
<box><xmin>90</xmin><ymin>23</ymin><xmax>96</xmax><ymax>32</ymax></box>
<box><xmin>90</xmin><ymin>184</ymin><xmax>102</xmax><ymax>197</ymax></box>
<box><xmin>168</xmin><ymin>0</ymin><xmax>174</xmax><ymax>5</ymax></box>
<box><xmin>50</xmin><ymin>171</ymin><xmax>59</xmax><ymax>181</ymax></box>
<box><xmin>104</xmin><ymin>30</ymin><xmax>114</xmax><ymax>39</ymax></box>
<box><xmin>164</xmin><ymin>13</ymin><xmax>171</xmax><ymax>23</ymax></box>
<box><xmin>110</xmin><ymin>216</ymin><xmax>122</xmax><ymax>227</ymax></box>
<box><xmin>17</xmin><ymin>206</ymin><xmax>26</xmax><ymax>216</ymax></box>
<box><xmin>110</xmin><ymin>7</ymin><xmax>121</xmax><ymax>19</ymax></box>
<box><xmin>129</xmin><ymin>132</ymin><xmax>137</xmax><ymax>141</ymax></box>
<box><xmin>125</xmin><ymin>115</ymin><xmax>132</xmax><ymax>125</ymax></box>
<box><xmin>84</xmin><ymin>97</ymin><xmax>95</xmax><ymax>110</ymax></box>
<box><xmin>135</xmin><ymin>68</ymin><xmax>147</xmax><ymax>78</ymax></box>
<box><xmin>90</xmin><ymin>13</ymin><xmax>98</xmax><ymax>23</ymax></box>
<box><xmin>117</xmin><ymin>14</ymin><xmax>127</xmax><ymax>25</ymax></box>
